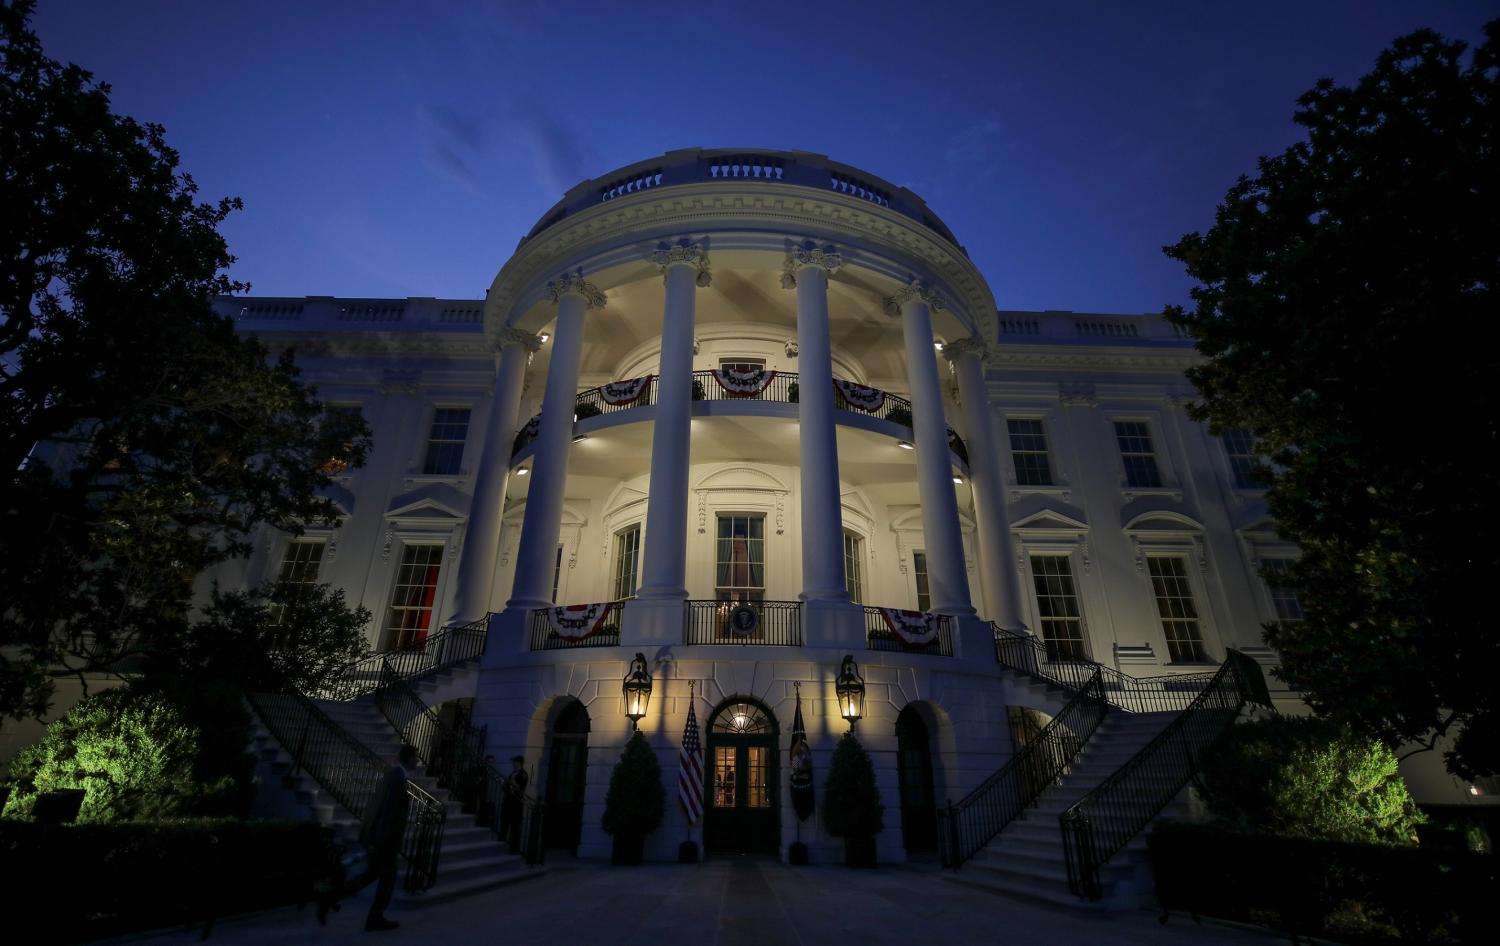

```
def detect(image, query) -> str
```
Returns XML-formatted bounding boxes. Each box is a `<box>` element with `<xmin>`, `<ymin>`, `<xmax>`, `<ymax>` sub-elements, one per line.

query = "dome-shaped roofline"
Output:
<box><xmin>522</xmin><ymin>148</ymin><xmax>963</xmax><ymax>249</ymax></box>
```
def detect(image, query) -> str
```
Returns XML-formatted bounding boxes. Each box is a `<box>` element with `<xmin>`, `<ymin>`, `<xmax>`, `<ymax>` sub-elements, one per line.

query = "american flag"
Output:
<box><xmin>678</xmin><ymin>697</ymin><xmax>704</xmax><ymax>824</ymax></box>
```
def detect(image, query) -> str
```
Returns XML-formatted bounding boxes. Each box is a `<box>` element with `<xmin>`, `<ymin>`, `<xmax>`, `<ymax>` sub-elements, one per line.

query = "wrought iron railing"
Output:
<box><xmin>863</xmin><ymin>607</ymin><xmax>954</xmax><ymax>656</ymax></box>
<box><xmin>684</xmin><ymin>599</ymin><xmax>803</xmax><ymax>645</ymax></box>
<box><xmin>312</xmin><ymin>617</ymin><xmax>489</xmax><ymax>701</ymax></box>
<box><xmin>938</xmin><ymin>669</ymin><xmax>1108</xmax><ymax>868</ymax></box>
<box><xmin>1059</xmin><ymin>650</ymin><xmax>1269</xmax><ymax>900</ymax></box>
<box><xmin>991</xmin><ymin>624</ymin><xmax>1217</xmax><ymax>714</ymax></box>
<box><xmin>691</xmin><ymin>369</ymin><xmax>799</xmax><ymax>404</ymax></box>
<box><xmin>528</xmin><ymin>602</ymin><xmax>624</xmax><ymax>650</ymax></box>
<box><xmin>245</xmin><ymin>686</ymin><xmax>446</xmax><ymax>892</ymax></box>
<box><xmin>574</xmin><ymin>377</ymin><xmax>657</xmax><ymax>418</ymax></box>
<box><xmin>370</xmin><ymin>663</ymin><xmax>546</xmax><ymax>867</ymax></box>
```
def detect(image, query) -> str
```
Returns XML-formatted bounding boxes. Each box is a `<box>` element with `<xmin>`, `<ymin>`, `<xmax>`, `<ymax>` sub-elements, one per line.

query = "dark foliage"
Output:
<box><xmin>600</xmin><ymin>730</ymin><xmax>665</xmax><ymax>840</ymax></box>
<box><xmin>1164</xmin><ymin>21</ymin><xmax>1500</xmax><ymax>778</ymax></box>
<box><xmin>0</xmin><ymin>1</ymin><xmax>371</xmax><ymax>722</ymax></box>
<box><xmin>0</xmin><ymin>818</ymin><xmax>328</xmax><ymax>942</ymax></box>
<box><xmin>822</xmin><ymin>731</ymin><xmax>884</xmax><ymax>838</ymax></box>
<box><xmin>1150</xmin><ymin>822</ymin><xmax>1497</xmax><ymax>944</ymax></box>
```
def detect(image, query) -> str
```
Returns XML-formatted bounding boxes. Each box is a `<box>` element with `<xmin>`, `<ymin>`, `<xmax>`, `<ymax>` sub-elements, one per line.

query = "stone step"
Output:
<box><xmin>943</xmin><ymin>868</ymin><xmax>1107</xmax><ymax>911</ymax></box>
<box><xmin>436</xmin><ymin>852</ymin><xmax>527</xmax><ymax>885</ymax></box>
<box><xmin>396</xmin><ymin>865</ymin><xmax>546</xmax><ymax>908</ymax></box>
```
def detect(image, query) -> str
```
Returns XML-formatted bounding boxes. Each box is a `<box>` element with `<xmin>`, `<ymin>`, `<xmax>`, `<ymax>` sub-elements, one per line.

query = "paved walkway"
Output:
<box><xmin>113</xmin><ymin>858</ymin><xmax>1275</xmax><ymax>946</ymax></box>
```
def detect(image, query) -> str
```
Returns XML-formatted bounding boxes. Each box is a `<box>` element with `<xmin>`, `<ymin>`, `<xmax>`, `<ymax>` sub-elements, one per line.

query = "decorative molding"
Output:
<box><xmin>1058</xmin><ymin>382</ymin><xmax>1098</xmax><ymax>408</ymax></box>
<box><xmin>882</xmin><ymin>279</ymin><xmax>946</xmax><ymax>316</ymax></box>
<box><xmin>379</xmin><ymin>368</ymin><xmax>422</xmax><ymax>396</ymax></box>
<box><xmin>775</xmin><ymin>494</ymin><xmax>786</xmax><ymax>535</ymax></box>
<box><xmin>692</xmin><ymin>337</ymin><xmax>701</xmax><ymax>355</ymax></box>
<box><xmin>784</xmin><ymin>339</ymin><xmax>799</xmax><ymax>358</ymax></box>
<box><xmin>496</xmin><ymin>326</ymin><xmax>543</xmax><ymax>352</ymax></box>
<box><xmin>942</xmin><ymin>335</ymin><xmax>990</xmax><ymax>363</ymax></box>
<box><xmin>780</xmin><ymin>245</ymin><xmax>843</xmax><ymax>289</ymax></box>
<box><xmin>546</xmin><ymin>271</ymin><xmax>607</xmax><ymax>308</ymax></box>
<box><xmin>651</xmin><ymin>242</ymin><xmax>712</xmax><ymax>287</ymax></box>
<box><xmin>696</xmin><ymin>491</ymin><xmax>707</xmax><ymax>533</ymax></box>
<box><xmin>381</xmin><ymin>528</ymin><xmax>394</xmax><ymax>564</ymax></box>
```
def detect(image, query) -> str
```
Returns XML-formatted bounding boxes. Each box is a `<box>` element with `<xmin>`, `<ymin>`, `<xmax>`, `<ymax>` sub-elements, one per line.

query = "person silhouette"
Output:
<box><xmin>319</xmin><ymin>744</ymin><xmax>415</xmax><ymax>932</ymax></box>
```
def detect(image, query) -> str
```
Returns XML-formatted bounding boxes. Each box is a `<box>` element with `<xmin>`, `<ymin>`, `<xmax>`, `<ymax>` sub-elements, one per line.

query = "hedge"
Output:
<box><xmin>1149</xmin><ymin>821</ymin><xmax>1497</xmax><ymax>944</ymax></box>
<box><xmin>0</xmin><ymin>818</ymin><xmax>329</xmax><ymax>942</ymax></box>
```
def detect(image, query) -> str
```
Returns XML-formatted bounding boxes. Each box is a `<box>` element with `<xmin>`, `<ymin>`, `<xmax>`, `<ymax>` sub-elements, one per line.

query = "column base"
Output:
<box><xmin>622</xmin><ymin>597</ymin><xmax>686</xmax><ymax>648</ymax></box>
<box><xmin>953</xmin><ymin>614</ymin><xmax>1000</xmax><ymax>667</ymax></box>
<box><xmin>801</xmin><ymin>598</ymin><xmax>864</xmax><ymax>650</ymax></box>
<box><xmin>480</xmin><ymin>608</ymin><xmax>532</xmax><ymax>668</ymax></box>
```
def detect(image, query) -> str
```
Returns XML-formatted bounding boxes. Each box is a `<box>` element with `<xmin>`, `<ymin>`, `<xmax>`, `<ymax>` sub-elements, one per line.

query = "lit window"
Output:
<box><xmin>715</xmin><ymin>515</ymin><xmax>765</xmax><ymax>604</ymax></box>
<box><xmin>613</xmin><ymin>525</ymin><xmax>641</xmax><ymax>600</ymax></box>
<box><xmin>319</xmin><ymin>405</ymin><xmax>363</xmax><ymax>474</ymax></box>
<box><xmin>718</xmin><ymin>357</ymin><xmax>766</xmax><ymax>373</ymax></box>
<box><xmin>1260</xmin><ymin>559</ymin><xmax>1303</xmax><ymax>622</ymax></box>
<box><xmin>385</xmin><ymin>545</ymin><xmax>443</xmax><ymax>651</ymax></box>
<box><xmin>843</xmin><ymin>530</ymin><xmax>864</xmax><ymax>604</ymax></box>
<box><xmin>1114</xmin><ymin>420</ymin><xmax>1163</xmax><ymax>489</ymax></box>
<box><xmin>913</xmin><ymin>552</ymin><xmax>930</xmax><ymax>612</ymax></box>
<box><xmin>1147</xmin><ymin>556</ymin><xmax>1207</xmax><ymax>662</ymax></box>
<box><xmin>1030</xmin><ymin>555</ymin><xmax>1087</xmax><ymax>661</ymax></box>
<box><xmin>1221</xmin><ymin>428</ymin><xmax>1262</xmax><ymax>489</ymax></box>
<box><xmin>1007</xmin><ymin>419</ymin><xmax>1054</xmax><ymax>486</ymax></box>
<box><xmin>422</xmin><ymin>407</ymin><xmax>470</xmax><ymax>475</ymax></box>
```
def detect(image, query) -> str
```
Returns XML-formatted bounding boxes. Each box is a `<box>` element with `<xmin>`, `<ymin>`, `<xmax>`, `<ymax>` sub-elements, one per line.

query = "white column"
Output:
<box><xmin>785</xmin><ymin>247</ymin><xmax>850</xmax><ymax>603</ymax></box>
<box><xmin>887</xmin><ymin>282</ymin><xmax>974</xmax><ymax>616</ymax></box>
<box><xmin>504</xmin><ymin>274</ymin><xmax>605</xmax><ymax>612</ymax></box>
<box><xmin>946</xmin><ymin>337</ymin><xmax>1026</xmax><ymax>630</ymax></box>
<box><xmin>452</xmin><ymin>327</ymin><xmax>540</xmax><ymax>623</ymax></box>
<box><xmin>636</xmin><ymin>244</ymin><xmax>710</xmax><ymax>601</ymax></box>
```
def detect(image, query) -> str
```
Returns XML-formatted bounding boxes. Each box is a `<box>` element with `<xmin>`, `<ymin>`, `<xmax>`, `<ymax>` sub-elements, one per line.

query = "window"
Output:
<box><xmin>270</xmin><ymin>539</ymin><xmax>325</xmax><ymax>625</ymax></box>
<box><xmin>715</xmin><ymin>514</ymin><xmax>765</xmax><ymax>603</ymax></box>
<box><xmin>1030</xmin><ymin>555</ymin><xmax>1088</xmax><ymax>661</ymax></box>
<box><xmin>1222</xmin><ymin>428</ymin><xmax>1261</xmax><ymax>489</ymax></box>
<box><xmin>1007</xmin><ymin>419</ymin><xmax>1053</xmax><ymax>486</ymax></box>
<box><xmin>913</xmin><ymin>552</ymin><xmax>930</xmax><ymax>612</ymax></box>
<box><xmin>552</xmin><ymin>546</ymin><xmax>563</xmax><ymax>603</ymax></box>
<box><xmin>385</xmin><ymin>544</ymin><xmax>443</xmax><ymax>651</ymax></box>
<box><xmin>718</xmin><ymin>357</ymin><xmax>765</xmax><ymax>373</ymax></box>
<box><xmin>1260</xmin><ymin>558</ymin><xmax>1303</xmax><ymax>622</ymax></box>
<box><xmin>422</xmin><ymin>407</ymin><xmax>470</xmax><ymax>475</ymax></box>
<box><xmin>613</xmin><ymin>526</ymin><xmax>641</xmax><ymax>600</ymax></box>
<box><xmin>1147</xmin><ymin>556</ymin><xmax>1207</xmax><ymax>662</ymax></box>
<box><xmin>843</xmin><ymin>530</ymin><xmax>864</xmax><ymax>604</ymax></box>
<box><xmin>320</xmin><ymin>405</ymin><xmax>363</xmax><ymax>474</ymax></box>
<box><xmin>1114</xmin><ymin>420</ymin><xmax>1163</xmax><ymax>488</ymax></box>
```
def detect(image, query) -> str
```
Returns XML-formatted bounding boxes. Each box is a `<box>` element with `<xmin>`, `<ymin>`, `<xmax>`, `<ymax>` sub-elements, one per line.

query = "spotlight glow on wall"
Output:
<box><xmin>897</xmin><ymin>440</ymin><xmax>914</xmax><ymax>450</ymax></box>
<box><xmin>516</xmin><ymin>467</ymin><xmax>530</xmax><ymax>476</ymax></box>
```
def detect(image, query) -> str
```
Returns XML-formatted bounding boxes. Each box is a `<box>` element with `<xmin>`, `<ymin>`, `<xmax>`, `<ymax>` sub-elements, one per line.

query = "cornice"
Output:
<box><xmin>254</xmin><ymin>330</ymin><xmax>497</xmax><ymax>360</ymax></box>
<box><xmin>485</xmin><ymin>182</ymin><xmax>998</xmax><ymax>343</ymax></box>
<box><xmin>985</xmin><ymin>346</ymin><xmax>1204</xmax><ymax>372</ymax></box>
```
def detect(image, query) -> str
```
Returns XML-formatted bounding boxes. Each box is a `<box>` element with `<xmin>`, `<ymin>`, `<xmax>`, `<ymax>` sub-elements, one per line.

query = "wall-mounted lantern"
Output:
<box><xmin>622</xmin><ymin>652</ymin><xmax>653</xmax><ymax>730</ymax></box>
<box><xmin>835</xmin><ymin>654</ymin><xmax>865</xmax><ymax>728</ymax></box>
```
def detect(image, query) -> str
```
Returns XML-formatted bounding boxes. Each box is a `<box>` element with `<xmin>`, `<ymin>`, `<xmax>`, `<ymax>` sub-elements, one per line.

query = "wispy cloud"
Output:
<box><xmin>421</xmin><ymin>104</ymin><xmax>489</xmax><ymax>191</ymax></box>
<box><xmin>946</xmin><ymin>119</ymin><xmax>1005</xmax><ymax>168</ymax></box>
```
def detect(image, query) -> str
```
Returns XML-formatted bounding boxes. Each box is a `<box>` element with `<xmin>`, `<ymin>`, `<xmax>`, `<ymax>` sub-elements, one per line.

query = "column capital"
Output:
<box><xmin>780</xmin><ymin>245</ymin><xmax>843</xmax><ymax>289</ymax></box>
<box><xmin>547</xmin><ymin>271</ymin><xmax>607</xmax><ymax>308</ymax></box>
<box><xmin>883</xmin><ymin>279</ymin><xmax>946</xmax><ymax>316</ymax></box>
<box><xmin>495</xmin><ymin>326</ymin><xmax>543</xmax><ymax>353</ymax></box>
<box><xmin>650</xmin><ymin>242</ymin><xmax>712</xmax><ymax>287</ymax></box>
<box><xmin>941</xmin><ymin>335</ymin><xmax>991</xmax><ymax>364</ymax></box>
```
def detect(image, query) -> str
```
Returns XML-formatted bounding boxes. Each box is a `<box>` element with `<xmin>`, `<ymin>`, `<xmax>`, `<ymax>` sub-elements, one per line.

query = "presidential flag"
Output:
<box><xmin>678</xmin><ymin>696</ymin><xmax>704</xmax><ymax>824</ymax></box>
<box><xmin>789</xmin><ymin>685</ymin><xmax>815</xmax><ymax>822</ymax></box>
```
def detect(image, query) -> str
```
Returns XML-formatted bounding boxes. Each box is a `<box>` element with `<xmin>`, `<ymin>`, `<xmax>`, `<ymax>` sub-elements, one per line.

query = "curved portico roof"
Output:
<box><xmin>520</xmin><ymin>148</ymin><xmax>963</xmax><ymax>248</ymax></box>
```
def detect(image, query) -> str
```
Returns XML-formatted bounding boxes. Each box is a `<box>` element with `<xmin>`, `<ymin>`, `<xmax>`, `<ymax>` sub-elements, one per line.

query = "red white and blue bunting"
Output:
<box><xmin>546</xmin><ymin>602</ymin><xmax>615</xmax><ymax>641</ymax></box>
<box><xmin>711</xmin><ymin>366</ymin><xmax>777</xmax><ymax>397</ymax></box>
<box><xmin>600</xmin><ymin>375</ymin><xmax>653</xmax><ymax>407</ymax></box>
<box><xmin>834</xmin><ymin>379</ymin><xmax>886</xmax><ymax>413</ymax></box>
<box><xmin>879</xmin><ymin>608</ymin><xmax>942</xmax><ymax>648</ymax></box>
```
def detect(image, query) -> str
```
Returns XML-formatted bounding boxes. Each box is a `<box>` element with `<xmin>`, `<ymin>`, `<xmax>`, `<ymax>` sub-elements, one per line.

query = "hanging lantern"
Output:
<box><xmin>622</xmin><ymin>652</ymin><xmax>653</xmax><ymax>730</ymax></box>
<box><xmin>835</xmin><ymin>654</ymin><xmax>865</xmax><ymax>727</ymax></box>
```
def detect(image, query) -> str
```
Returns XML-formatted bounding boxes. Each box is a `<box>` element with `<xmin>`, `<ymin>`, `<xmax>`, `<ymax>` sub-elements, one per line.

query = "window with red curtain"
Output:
<box><xmin>386</xmin><ymin>544</ymin><xmax>444</xmax><ymax>651</ymax></box>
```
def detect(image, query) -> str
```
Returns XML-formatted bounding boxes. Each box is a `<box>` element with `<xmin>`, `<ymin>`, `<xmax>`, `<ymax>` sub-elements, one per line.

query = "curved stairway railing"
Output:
<box><xmin>992</xmin><ymin>624</ymin><xmax>1217</xmax><ymax>714</ymax></box>
<box><xmin>313</xmin><ymin>617</ymin><xmax>489</xmax><ymax>702</ymax></box>
<box><xmin>938</xmin><ymin>669</ymin><xmax>1108</xmax><ymax>868</ymax></box>
<box><xmin>1060</xmin><ymin>649</ymin><xmax>1271</xmax><ymax>900</ymax></box>
<box><xmin>371</xmin><ymin>661</ymin><xmax>547</xmax><ymax>867</ymax></box>
<box><xmin>246</xmin><ymin>682</ymin><xmax>447</xmax><ymax>892</ymax></box>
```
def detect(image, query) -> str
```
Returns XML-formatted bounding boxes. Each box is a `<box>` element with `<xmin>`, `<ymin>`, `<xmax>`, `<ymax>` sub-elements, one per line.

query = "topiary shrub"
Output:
<box><xmin>1195</xmin><ymin>716</ymin><xmax>1423</xmax><ymax>845</ymax></box>
<box><xmin>3</xmin><ymin>683</ymin><xmax>249</xmax><ymax>823</ymax></box>
<box><xmin>601</xmin><ymin>730</ymin><xmax>664</xmax><ymax>864</ymax></box>
<box><xmin>885</xmin><ymin>405</ymin><xmax>912</xmax><ymax>428</ymax></box>
<box><xmin>787</xmin><ymin>381</ymin><xmax>799</xmax><ymax>403</ymax></box>
<box><xmin>691</xmin><ymin>379</ymin><xmax>705</xmax><ymax>401</ymax></box>
<box><xmin>823</xmin><ymin>731</ymin><xmax>884</xmax><ymax>866</ymax></box>
<box><xmin>574</xmin><ymin>401</ymin><xmax>603</xmax><ymax>419</ymax></box>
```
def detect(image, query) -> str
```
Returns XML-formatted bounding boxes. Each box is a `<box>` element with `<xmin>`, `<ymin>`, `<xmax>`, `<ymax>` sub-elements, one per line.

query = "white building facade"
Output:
<box><xmin>215</xmin><ymin>150</ymin><xmax>1310</xmax><ymax>867</ymax></box>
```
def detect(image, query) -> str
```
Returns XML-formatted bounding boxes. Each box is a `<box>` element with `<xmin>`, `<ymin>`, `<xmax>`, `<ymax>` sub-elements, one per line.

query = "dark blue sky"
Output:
<box><xmin>33</xmin><ymin>1</ymin><xmax>1496</xmax><ymax>312</ymax></box>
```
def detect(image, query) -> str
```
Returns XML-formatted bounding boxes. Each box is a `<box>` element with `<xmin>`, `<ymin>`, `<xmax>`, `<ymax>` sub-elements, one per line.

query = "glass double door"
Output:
<box><xmin>704</xmin><ymin>702</ymin><xmax>779</xmax><ymax>854</ymax></box>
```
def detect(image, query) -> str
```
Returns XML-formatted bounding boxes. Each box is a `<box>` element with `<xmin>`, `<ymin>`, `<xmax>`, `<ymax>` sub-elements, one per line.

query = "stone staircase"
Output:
<box><xmin>248</xmin><ymin>658</ymin><xmax>542</xmax><ymax>905</ymax></box>
<box><xmin>946</xmin><ymin>710</ymin><xmax>1180</xmax><ymax>908</ymax></box>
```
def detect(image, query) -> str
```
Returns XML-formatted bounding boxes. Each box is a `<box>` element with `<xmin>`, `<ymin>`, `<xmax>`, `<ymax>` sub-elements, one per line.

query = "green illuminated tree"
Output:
<box><xmin>0</xmin><ymin>0</ymin><xmax>370</xmax><ymax>723</ymax></box>
<box><xmin>1165</xmin><ymin>21</ymin><xmax>1499</xmax><ymax>778</ymax></box>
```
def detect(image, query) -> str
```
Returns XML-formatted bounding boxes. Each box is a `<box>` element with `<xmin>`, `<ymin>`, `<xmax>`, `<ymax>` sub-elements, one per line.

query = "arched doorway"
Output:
<box><xmin>543</xmin><ymin>699</ymin><xmax>589</xmax><ymax>852</ymax></box>
<box><xmin>704</xmin><ymin>698</ymin><xmax>779</xmax><ymax>855</ymax></box>
<box><xmin>896</xmin><ymin>706</ymin><xmax>937</xmax><ymax>852</ymax></box>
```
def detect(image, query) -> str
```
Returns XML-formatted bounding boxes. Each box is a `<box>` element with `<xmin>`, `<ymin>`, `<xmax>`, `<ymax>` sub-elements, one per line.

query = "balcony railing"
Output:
<box><xmin>685</xmin><ymin>600</ymin><xmax>802</xmax><ymax>646</ymax></box>
<box><xmin>863</xmin><ymin>607</ymin><xmax>954</xmax><ymax>656</ymax></box>
<box><xmin>529</xmin><ymin>602</ymin><xmax>625</xmax><ymax>650</ymax></box>
<box><xmin>512</xmin><ymin>371</ymin><xmax>969</xmax><ymax>464</ymax></box>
